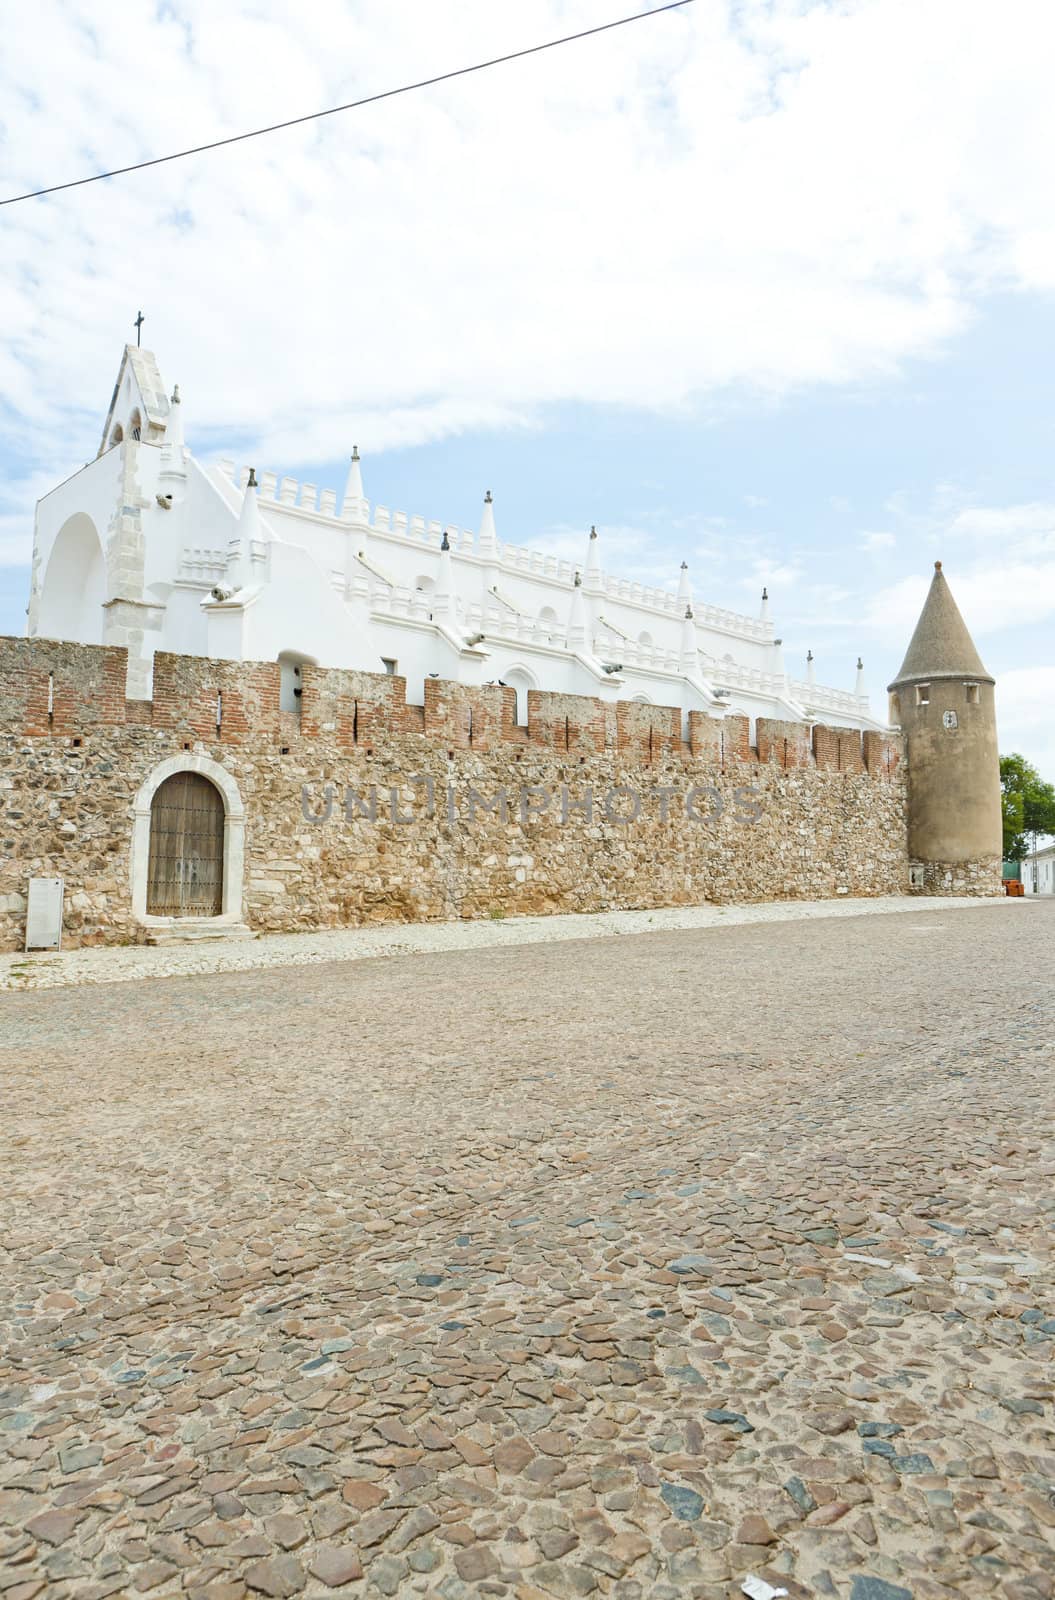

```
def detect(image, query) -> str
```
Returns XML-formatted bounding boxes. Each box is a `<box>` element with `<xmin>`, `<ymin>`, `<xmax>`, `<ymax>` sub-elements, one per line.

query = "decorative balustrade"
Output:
<box><xmin>709</xmin><ymin>661</ymin><xmax>785</xmax><ymax>695</ymax></box>
<box><xmin>210</xmin><ymin>459</ymin><xmax>782</xmax><ymax>651</ymax></box>
<box><xmin>788</xmin><ymin>679</ymin><xmax>862</xmax><ymax>713</ymax></box>
<box><xmin>177</xmin><ymin>547</ymin><xmax>228</xmax><ymax>583</ymax></box>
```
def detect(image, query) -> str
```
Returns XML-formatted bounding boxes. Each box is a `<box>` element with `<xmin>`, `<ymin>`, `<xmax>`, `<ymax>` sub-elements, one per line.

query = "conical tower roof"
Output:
<box><xmin>888</xmin><ymin>561</ymin><xmax>992</xmax><ymax>689</ymax></box>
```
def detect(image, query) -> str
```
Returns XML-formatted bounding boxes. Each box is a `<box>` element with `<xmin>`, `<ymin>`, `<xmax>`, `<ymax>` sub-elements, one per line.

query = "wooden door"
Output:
<box><xmin>146</xmin><ymin>773</ymin><xmax>225</xmax><ymax>917</ymax></box>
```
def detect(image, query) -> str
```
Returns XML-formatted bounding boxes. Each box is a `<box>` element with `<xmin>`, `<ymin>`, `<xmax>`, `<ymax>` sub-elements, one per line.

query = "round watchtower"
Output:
<box><xmin>888</xmin><ymin>562</ymin><xmax>1002</xmax><ymax>895</ymax></box>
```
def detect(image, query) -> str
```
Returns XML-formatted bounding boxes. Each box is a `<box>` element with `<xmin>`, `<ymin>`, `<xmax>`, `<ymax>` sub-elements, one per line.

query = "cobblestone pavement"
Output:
<box><xmin>1</xmin><ymin>902</ymin><xmax>1052</xmax><ymax>1600</ymax></box>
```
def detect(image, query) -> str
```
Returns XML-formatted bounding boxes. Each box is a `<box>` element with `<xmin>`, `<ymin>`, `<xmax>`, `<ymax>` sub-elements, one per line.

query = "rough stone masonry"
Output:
<box><xmin>0</xmin><ymin>638</ymin><xmax>916</xmax><ymax>949</ymax></box>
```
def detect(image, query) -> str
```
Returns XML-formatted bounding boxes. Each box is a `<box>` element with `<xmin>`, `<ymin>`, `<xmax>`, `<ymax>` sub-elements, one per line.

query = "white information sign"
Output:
<box><xmin>25</xmin><ymin>877</ymin><xmax>64</xmax><ymax>951</ymax></box>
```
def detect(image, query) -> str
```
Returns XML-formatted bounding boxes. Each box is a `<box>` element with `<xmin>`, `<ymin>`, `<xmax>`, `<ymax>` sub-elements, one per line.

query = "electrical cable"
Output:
<box><xmin>0</xmin><ymin>1</ymin><xmax>695</xmax><ymax>208</ymax></box>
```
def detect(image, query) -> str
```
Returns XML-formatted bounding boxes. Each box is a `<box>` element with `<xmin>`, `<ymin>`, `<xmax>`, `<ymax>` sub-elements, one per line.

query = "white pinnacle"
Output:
<box><xmin>159</xmin><ymin>385</ymin><xmax>187</xmax><ymax>489</ymax></box>
<box><xmin>227</xmin><ymin>468</ymin><xmax>266</xmax><ymax>592</ymax></box>
<box><xmin>433</xmin><ymin>529</ymin><xmax>454</xmax><ymax>621</ymax></box>
<box><xmin>680</xmin><ymin>605</ymin><xmax>699</xmax><ymax>673</ymax></box>
<box><xmin>340</xmin><ymin>446</ymin><xmax>367</xmax><ymax>522</ymax></box>
<box><xmin>478</xmin><ymin>489</ymin><xmax>498</xmax><ymax>556</ymax></box>
<box><xmin>165</xmin><ymin>385</ymin><xmax>184</xmax><ymax>452</ymax></box>
<box><xmin>584</xmin><ymin>525</ymin><xmax>602</xmax><ymax>592</ymax></box>
<box><xmin>566</xmin><ymin>571</ymin><xmax>587</xmax><ymax>649</ymax></box>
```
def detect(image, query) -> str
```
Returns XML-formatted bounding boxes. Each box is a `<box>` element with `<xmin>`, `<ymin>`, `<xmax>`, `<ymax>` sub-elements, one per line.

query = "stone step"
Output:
<box><xmin>144</xmin><ymin>921</ymin><xmax>257</xmax><ymax>947</ymax></box>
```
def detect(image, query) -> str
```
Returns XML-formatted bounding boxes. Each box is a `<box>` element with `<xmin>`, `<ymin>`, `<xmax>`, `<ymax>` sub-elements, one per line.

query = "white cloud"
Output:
<box><xmin>949</xmin><ymin>503</ymin><xmax>1055</xmax><ymax>536</ymax></box>
<box><xmin>4</xmin><ymin>0</ymin><xmax>1055</xmax><ymax>496</ymax></box>
<box><xmin>744</xmin><ymin>557</ymin><xmax>803</xmax><ymax>589</ymax></box>
<box><xmin>867</xmin><ymin>560</ymin><xmax>1055</xmax><ymax>640</ymax></box>
<box><xmin>860</xmin><ymin>531</ymin><xmax>896</xmax><ymax>551</ymax></box>
<box><xmin>997</xmin><ymin>666</ymin><xmax>1055</xmax><ymax>776</ymax></box>
<box><xmin>947</xmin><ymin>502</ymin><xmax>1055</xmax><ymax>556</ymax></box>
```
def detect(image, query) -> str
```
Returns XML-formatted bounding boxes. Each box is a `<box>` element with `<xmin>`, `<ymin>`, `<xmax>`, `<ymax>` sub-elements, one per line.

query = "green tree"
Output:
<box><xmin>1000</xmin><ymin>753</ymin><xmax>1055</xmax><ymax>861</ymax></box>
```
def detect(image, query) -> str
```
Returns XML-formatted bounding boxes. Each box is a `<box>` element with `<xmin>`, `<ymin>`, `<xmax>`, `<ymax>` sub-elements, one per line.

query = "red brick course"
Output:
<box><xmin>0</xmin><ymin>637</ymin><xmax>904</xmax><ymax>782</ymax></box>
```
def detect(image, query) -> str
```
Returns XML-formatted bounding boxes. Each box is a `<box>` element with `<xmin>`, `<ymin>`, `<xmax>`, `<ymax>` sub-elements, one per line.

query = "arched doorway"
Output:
<box><xmin>146</xmin><ymin>772</ymin><xmax>225</xmax><ymax>916</ymax></box>
<box><xmin>131</xmin><ymin>755</ymin><xmax>245</xmax><ymax>926</ymax></box>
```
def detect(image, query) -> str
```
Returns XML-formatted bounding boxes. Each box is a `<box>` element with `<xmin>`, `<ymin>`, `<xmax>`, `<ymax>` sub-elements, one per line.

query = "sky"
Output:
<box><xmin>2</xmin><ymin>0</ymin><xmax>1054</xmax><ymax>774</ymax></box>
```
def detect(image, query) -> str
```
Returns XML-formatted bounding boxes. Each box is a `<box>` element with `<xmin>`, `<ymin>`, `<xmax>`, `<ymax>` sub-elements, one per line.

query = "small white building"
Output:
<box><xmin>28</xmin><ymin>344</ymin><xmax>884</xmax><ymax>731</ymax></box>
<box><xmin>1021</xmin><ymin>840</ymin><xmax>1055</xmax><ymax>894</ymax></box>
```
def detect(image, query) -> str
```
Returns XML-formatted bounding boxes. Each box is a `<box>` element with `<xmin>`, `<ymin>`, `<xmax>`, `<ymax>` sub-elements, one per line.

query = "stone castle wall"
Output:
<box><xmin>0</xmin><ymin>638</ymin><xmax>910</xmax><ymax>949</ymax></box>
<box><xmin>917</xmin><ymin>858</ymin><xmax>1004</xmax><ymax>897</ymax></box>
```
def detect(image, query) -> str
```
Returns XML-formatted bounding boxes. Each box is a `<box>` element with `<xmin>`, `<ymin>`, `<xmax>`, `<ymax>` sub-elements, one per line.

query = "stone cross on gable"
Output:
<box><xmin>134</xmin><ymin>310</ymin><xmax>145</xmax><ymax>347</ymax></box>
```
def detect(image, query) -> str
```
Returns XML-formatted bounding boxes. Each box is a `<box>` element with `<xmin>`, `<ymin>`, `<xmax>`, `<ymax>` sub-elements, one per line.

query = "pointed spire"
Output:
<box><xmin>227</xmin><ymin>467</ymin><xmax>266</xmax><ymax>592</ymax></box>
<box><xmin>340</xmin><ymin>445</ymin><xmax>367</xmax><ymax>522</ymax></box>
<box><xmin>477</xmin><ymin>489</ymin><xmax>498</xmax><ymax>557</ymax></box>
<box><xmin>433</xmin><ymin>528</ymin><xmax>454</xmax><ymax>621</ymax></box>
<box><xmin>855</xmin><ymin>657</ymin><xmax>867</xmax><ymax>698</ymax></box>
<box><xmin>584</xmin><ymin>524</ymin><xmax>602</xmax><ymax>592</ymax></box>
<box><xmin>676</xmin><ymin>561</ymin><xmax>693</xmax><ymax>607</ymax></box>
<box><xmin>889</xmin><ymin>560</ymin><xmax>992</xmax><ymax>687</ymax></box>
<box><xmin>806</xmin><ymin>649</ymin><xmax>816</xmax><ymax>688</ymax></box>
<box><xmin>680</xmin><ymin>604</ymin><xmax>699</xmax><ymax>673</ymax></box>
<box><xmin>759</xmin><ymin>586</ymin><xmax>770</xmax><ymax>623</ymax></box>
<box><xmin>566</xmin><ymin>569</ymin><xmax>587</xmax><ymax>649</ymax></box>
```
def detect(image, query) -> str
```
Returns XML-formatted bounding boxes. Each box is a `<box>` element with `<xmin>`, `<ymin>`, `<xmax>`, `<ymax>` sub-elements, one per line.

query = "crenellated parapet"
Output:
<box><xmin>0</xmin><ymin>637</ymin><xmax>904</xmax><ymax>777</ymax></box>
<box><xmin>0</xmin><ymin>639</ymin><xmax>129</xmax><ymax>739</ymax></box>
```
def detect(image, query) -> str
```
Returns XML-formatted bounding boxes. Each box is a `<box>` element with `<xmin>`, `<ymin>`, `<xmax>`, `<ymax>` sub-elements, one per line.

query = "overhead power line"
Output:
<box><xmin>0</xmin><ymin>1</ymin><xmax>695</xmax><ymax>209</ymax></box>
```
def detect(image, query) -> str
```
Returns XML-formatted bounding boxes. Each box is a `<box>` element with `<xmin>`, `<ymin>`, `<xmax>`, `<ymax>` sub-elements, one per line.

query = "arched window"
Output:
<box><xmin>109</xmin><ymin>423</ymin><xmax>124</xmax><ymax>449</ymax></box>
<box><xmin>631</xmin><ymin>692</ymin><xmax>653</xmax><ymax>704</ymax></box>
<box><xmin>414</xmin><ymin>575</ymin><xmax>435</xmax><ymax>594</ymax></box>
<box><xmin>638</xmin><ymin>631</ymin><xmax>653</xmax><ymax>648</ymax></box>
<box><xmin>538</xmin><ymin>606</ymin><xmax>559</xmax><ymax>633</ymax></box>
<box><xmin>129</xmin><ymin>408</ymin><xmax>143</xmax><ymax>442</ymax></box>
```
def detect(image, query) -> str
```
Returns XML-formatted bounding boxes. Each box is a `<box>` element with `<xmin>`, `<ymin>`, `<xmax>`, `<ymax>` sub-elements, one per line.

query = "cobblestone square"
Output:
<box><xmin>1</xmin><ymin>902</ymin><xmax>1052</xmax><ymax>1600</ymax></box>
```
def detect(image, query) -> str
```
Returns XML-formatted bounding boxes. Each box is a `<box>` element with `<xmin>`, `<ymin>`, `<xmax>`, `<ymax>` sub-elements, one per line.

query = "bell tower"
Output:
<box><xmin>888</xmin><ymin>561</ymin><xmax>1002</xmax><ymax>894</ymax></box>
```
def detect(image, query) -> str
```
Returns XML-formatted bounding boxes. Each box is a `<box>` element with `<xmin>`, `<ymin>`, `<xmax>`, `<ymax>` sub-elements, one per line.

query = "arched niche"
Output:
<box><xmin>130</xmin><ymin>754</ymin><xmax>245</xmax><ymax>924</ymax></box>
<box><xmin>278</xmin><ymin>650</ymin><xmax>318</xmax><ymax>715</ymax></box>
<box><xmin>501</xmin><ymin>664</ymin><xmax>537</xmax><ymax>727</ymax></box>
<box><xmin>36</xmin><ymin>513</ymin><xmax>107</xmax><ymax>644</ymax></box>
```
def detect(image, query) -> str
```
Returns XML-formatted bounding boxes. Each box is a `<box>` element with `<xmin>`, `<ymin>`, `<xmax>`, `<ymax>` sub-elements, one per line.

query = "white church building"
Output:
<box><xmin>28</xmin><ymin>344</ymin><xmax>881</xmax><ymax>731</ymax></box>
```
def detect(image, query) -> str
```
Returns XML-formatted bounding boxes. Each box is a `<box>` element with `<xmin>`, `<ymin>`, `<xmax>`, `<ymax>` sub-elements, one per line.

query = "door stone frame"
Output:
<box><xmin>131</xmin><ymin>754</ymin><xmax>245</xmax><ymax>925</ymax></box>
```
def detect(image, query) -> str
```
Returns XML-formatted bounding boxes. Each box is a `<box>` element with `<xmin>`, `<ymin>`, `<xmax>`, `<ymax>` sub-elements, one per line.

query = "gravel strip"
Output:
<box><xmin>2</xmin><ymin>893</ymin><xmax>1018</xmax><ymax>990</ymax></box>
